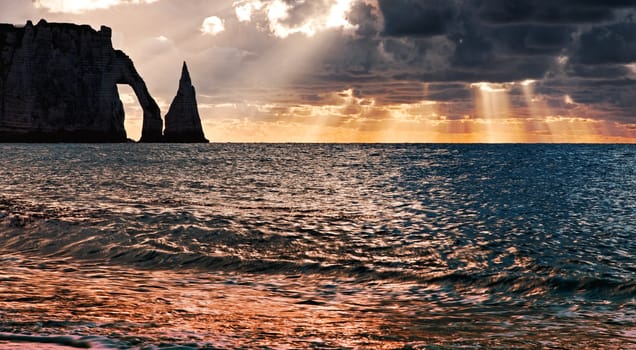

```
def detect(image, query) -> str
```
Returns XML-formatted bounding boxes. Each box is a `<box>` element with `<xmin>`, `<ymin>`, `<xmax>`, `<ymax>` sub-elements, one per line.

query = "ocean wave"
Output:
<box><xmin>1</xmin><ymin>144</ymin><xmax>636</xmax><ymax>348</ymax></box>
<box><xmin>2</xmin><ymin>196</ymin><xmax>633</xmax><ymax>305</ymax></box>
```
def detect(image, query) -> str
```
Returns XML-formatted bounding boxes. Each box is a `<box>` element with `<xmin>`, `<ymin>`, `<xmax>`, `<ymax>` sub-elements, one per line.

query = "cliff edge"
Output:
<box><xmin>0</xmin><ymin>20</ymin><xmax>163</xmax><ymax>142</ymax></box>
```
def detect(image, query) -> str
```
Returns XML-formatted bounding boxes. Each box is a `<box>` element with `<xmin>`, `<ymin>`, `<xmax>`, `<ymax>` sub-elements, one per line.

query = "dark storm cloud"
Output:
<box><xmin>279</xmin><ymin>0</ymin><xmax>332</xmax><ymax>27</ymax></box>
<box><xmin>320</xmin><ymin>36</ymin><xmax>385</xmax><ymax>75</ymax></box>
<box><xmin>573</xmin><ymin>22</ymin><xmax>636</xmax><ymax>65</ymax></box>
<box><xmin>449</xmin><ymin>32</ymin><xmax>494</xmax><ymax>69</ymax></box>
<box><xmin>567</xmin><ymin>63</ymin><xmax>633</xmax><ymax>79</ymax></box>
<box><xmin>492</xmin><ymin>25</ymin><xmax>574</xmax><ymax>55</ymax></box>
<box><xmin>353</xmin><ymin>1</ymin><xmax>570</xmax><ymax>84</ymax></box>
<box><xmin>378</xmin><ymin>0</ymin><xmax>458</xmax><ymax>37</ymax></box>
<box><xmin>348</xmin><ymin>1</ymin><xmax>382</xmax><ymax>36</ymax></box>
<box><xmin>335</xmin><ymin>0</ymin><xmax>634</xmax><ymax>121</ymax></box>
<box><xmin>381</xmin><ymin>37</ymin><xmax>436</xmax><ymax>65</ymax></box>
<box><xmin>476</xmin><ymin>0</ymin><xmax>636</xmax><ymax>24</ymax></box>
<box><xmin>568</xmin><ymin>80</ymin><xmax>636</xmax><ymax>121</ymax></box>
<box><xmin>534</xmin><ymin>77</ymin><xmax>636</xmax><ymax>122</ymax></box>
<box><xmin>119</xmin><ymin>0</ymin><xmax>636</xmax><ymax>124</ymax></box>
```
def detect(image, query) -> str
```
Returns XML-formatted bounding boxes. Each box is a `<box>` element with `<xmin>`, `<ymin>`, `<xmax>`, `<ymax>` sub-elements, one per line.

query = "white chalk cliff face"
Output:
<box><xmin>163</xmin><ymin>62</ymin><xmax>209</xmax><ymax>143</ymax></box>
<box><xmin>0</xmin><ymin>20</ymin><xmax>163</xmax><ymax>142</ymax></box>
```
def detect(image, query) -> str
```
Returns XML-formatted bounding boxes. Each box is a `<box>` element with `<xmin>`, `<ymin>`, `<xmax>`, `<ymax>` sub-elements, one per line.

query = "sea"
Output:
<box><xmin>0</xmin><ymin>144</ymin><xmax>634</xmax><ymax>349</ymax></box>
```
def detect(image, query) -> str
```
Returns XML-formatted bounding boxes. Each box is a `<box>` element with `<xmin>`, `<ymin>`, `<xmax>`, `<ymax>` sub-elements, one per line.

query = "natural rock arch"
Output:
<box><xmin>112</xmin><ymin>50</ymin><xmax>163</xmax><ymax>142</ymax></box>
<box><xmin>0</xmin><ymin>20</ymin><xmax>163</xmax><ymax>142</ymax></box>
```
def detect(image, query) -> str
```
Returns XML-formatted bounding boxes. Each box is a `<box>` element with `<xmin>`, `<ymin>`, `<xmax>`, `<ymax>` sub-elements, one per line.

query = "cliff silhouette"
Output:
<box><xmin>0</xmin><ymin>20</ymin><xmax>207</xmax><ymax>143</ymax></box>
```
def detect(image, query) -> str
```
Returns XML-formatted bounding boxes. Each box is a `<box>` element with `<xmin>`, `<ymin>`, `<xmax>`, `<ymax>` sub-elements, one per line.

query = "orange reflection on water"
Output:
<box><xmin>0</xmin><ymin>254</ymin><xmax>418</xmax><ymax>348</ymax></box>
<box><xmin>0</xmin><ymin>253</ymin><xmax>632</xmax><ymax>349</ymax></box>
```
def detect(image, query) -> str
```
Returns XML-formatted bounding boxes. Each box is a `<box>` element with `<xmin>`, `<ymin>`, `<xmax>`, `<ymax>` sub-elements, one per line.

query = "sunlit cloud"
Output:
<box><xmin>232</xmin><ymin>0</ymin><xmax>356</xmax><ymax>38</ymax></box>
<box><xmin>327</xmin><ymin>0</ymin><xmax>356</xmax><ymax>29</ymax></box>
<box><xmin>201</xmin><ymin>16</ymin><xmax>225</xmax><ymax>36</ymax></box>
<box><xmin>234</xmin><ymin>0</ymin><xmax>263</xmax><ymax>22</ymax></box>
<box><xmin>470</xmin><ymin>82</ymin><xmax>512</xmax><ymax>93</ymax></box>
<box><xmin>33</xmin><ymin>0</ymin><xmax>157</xmax><ymax>13</ymax></box>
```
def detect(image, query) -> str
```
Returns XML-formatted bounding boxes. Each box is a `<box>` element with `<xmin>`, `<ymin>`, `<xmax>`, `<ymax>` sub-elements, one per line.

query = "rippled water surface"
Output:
<box><xmin>0</xmin><ymin>144</ymin><xmax>634</xmax><ymax>349</ymax></box>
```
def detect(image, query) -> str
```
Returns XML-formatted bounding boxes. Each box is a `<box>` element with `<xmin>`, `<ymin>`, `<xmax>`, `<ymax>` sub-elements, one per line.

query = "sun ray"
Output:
<box><xmin>520</xmin><ymin>80</ymin><xmax>555</xmax><ymax>142</ymax></box>
<box><xmin>471</xmin><ymin>82</ymin><xmax>513</xmax><ymax>142</ymax></box>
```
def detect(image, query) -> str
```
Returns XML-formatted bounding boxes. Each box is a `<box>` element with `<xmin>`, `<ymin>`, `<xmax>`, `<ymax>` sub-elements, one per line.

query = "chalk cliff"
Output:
<box><xmin>164</xmin><ymin>62</ymin><xmax>208</xmax><ymax>143</ymax></box>
<box><xmin>0</xmin><ymin>20</ymin><xmax>163</xmax><ymax>142</ymax></box>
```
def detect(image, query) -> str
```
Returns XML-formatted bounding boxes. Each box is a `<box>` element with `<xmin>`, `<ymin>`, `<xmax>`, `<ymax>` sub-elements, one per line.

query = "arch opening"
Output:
<box><xmin>117</xmin><ymin>84</ymin><xmax>144</xmax><ymax>141</ymax></box>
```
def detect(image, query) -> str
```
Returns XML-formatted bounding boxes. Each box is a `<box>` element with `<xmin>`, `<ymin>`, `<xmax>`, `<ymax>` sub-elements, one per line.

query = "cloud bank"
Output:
<box><xmin>2</xmin><ymin>0</ymin><xmax>635</xmax><ymax>142</ymax></box>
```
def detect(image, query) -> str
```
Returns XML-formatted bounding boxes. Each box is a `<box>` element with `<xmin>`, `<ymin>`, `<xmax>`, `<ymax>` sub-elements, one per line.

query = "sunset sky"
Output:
<box><xmin>2</xmin><ymin>0</ymin><xmax>636</xmax><ymax>142</ymax></box>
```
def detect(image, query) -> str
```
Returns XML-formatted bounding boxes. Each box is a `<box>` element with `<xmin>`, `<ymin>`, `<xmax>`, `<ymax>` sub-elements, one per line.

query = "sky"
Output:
<box><xmin>2</xmin><ymin>0</ymin><xmax>636</xmax><ymax>142</ymax></box>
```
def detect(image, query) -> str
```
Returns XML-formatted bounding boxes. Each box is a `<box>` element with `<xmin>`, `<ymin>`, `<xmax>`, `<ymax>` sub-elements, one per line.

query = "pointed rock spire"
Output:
<box><xmin>180</xmin><ymin>61</ymin><xmax>191</xmax><ymax>85</ymax></box>
<box><xmin>163</xmin><ymin>61</ymin><xmax>209</xmax><ymax>143</ymax></box>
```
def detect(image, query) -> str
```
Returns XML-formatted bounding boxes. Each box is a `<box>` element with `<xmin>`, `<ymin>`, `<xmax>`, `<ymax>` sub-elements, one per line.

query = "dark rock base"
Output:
<box><xmin>163</xmin><ymin>132</ymin><xmax>209</xmax><ymax>143</ymax></box>
<box><xmin>0</xmin><ymin>130</ymin><xmax>128</xmax><ymax>143</ymax></box>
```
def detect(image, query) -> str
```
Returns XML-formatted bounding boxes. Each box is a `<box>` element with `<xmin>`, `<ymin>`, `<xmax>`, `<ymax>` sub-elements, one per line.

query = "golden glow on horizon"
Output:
<box><xmin>183</xmin><ymin>88</ymin><xmax>636</xmax><ymax>143</ymax></box>
<box><xmin>121</xmin><ymin>86</ymin><xmax>636</xmax><ymax>144</ymax></box>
